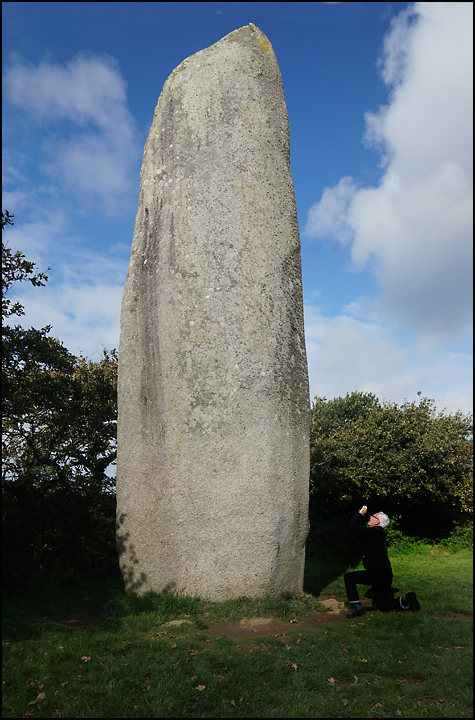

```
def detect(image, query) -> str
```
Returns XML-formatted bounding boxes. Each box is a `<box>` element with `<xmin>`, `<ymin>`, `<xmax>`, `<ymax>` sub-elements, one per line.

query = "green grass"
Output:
<box><xmin>2</xmin><ymin>546</ymin><xmax>472</xmax><ymax>718</ymax></box>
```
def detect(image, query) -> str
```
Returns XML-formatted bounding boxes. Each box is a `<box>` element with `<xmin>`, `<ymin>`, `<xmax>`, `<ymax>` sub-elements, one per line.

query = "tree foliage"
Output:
<box><xmin>310</xmin><ymin>392</ymin><xmax>473</xmax><ymax>538</ymax></box>
<box><xmin>2</xmin><ymin>329</ymin><xmax>118</xmax><ymax>495</ymax></box>
<box><xmin>2</xmin><ymin>211</ymin><xmax>119</xmax><ymax>592</ymax></box>
<box><xmin>2</xmin><ymin>210</ymin><xmax>49</xmax><ymax>319</ymax></box>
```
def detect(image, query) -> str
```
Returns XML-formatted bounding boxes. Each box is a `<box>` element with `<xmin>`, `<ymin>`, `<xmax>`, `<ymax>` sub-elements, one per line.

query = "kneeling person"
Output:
<box><xmin>344</xmin><ymin>505</ymin><xmax>421</xmax><ymax>618</ymax></box>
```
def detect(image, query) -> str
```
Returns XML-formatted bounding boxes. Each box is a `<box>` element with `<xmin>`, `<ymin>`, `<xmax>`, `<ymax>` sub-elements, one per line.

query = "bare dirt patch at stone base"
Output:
<box><xmin>204</xmin><ymin>597</ymin><xmax>377</xmax><ymax>641</ymax></box>
<box><xmin>59</xmin><ymin>597</ymin><xmax>366</xmax><ymax>633</ymax></box>
<box><xmin>60</xmin><ymin>597</ymin><xmax>472</xmax><ymax>635</ymax></box>
<box><xmin>204</xmin><ymin>612</ymin><xmax>347</xmax><ymax>642</ymax></box>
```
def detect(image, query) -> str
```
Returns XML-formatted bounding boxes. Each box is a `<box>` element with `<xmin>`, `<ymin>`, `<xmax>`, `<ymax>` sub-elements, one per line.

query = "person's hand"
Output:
<box><xmin>359</xmin><ymin>505</ymin><xmax>368</xmax><ymax>515</ymax></box>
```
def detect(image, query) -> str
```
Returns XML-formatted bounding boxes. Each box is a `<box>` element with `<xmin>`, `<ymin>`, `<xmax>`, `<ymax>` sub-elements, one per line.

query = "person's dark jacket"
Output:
<box><xmin>348</xmin><ymin>512</ymin><xmax>392</xmax><ymax>573</ymax></box>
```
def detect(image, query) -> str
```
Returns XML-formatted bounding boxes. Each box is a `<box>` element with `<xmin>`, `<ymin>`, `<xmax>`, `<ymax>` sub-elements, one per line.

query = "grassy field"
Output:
<box><xmin>2</xmin><ymin>544</ymin><xmax>472</xmax><ymax>718</ymax></box>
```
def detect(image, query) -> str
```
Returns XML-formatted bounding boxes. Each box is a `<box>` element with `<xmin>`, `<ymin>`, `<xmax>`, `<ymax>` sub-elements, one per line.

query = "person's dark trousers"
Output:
<box><xmin>344</xmin><ymin>569</ymin><xmax>405</xmax><ymax>612</ymax></box>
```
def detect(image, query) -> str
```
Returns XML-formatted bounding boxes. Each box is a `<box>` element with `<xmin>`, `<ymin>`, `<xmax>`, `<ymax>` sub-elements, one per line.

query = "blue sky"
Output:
<box><xmin>2</xmin><ymin>2</ymin><xmax>473</xmax><ymax>415</ymax></box>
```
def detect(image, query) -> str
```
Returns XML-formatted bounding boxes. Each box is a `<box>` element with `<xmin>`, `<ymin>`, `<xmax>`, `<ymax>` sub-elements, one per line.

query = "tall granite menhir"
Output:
<box><xmin>117</xmin><ymin>24</ymin><xmax>310</xmax><ymax>600</ymax></box>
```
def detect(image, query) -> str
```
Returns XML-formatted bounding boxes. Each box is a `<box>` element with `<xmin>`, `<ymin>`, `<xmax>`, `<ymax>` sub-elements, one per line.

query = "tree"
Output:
<box><xmin>2</xmin><ymin>212</ymin><xmax>118</xmax><ymax>495</ymax></box>
<box><xmin>310</xmin><ymin>391</ymin><xmax>380</xmax><ymax>436</ymax></box>
<box><xmin>2</xmin><ymin>210</ymin><xmax>49</xmax><ymax>319</ymax></box>
<box><xmin>309</xmin><ymin>392</ymin><xmax>473</xmax><ymax>538</ymax></box>
<box><xmin>2</xmin><ymin>331</ymin><xmax>118</xmax><ymax>495</ymax></box>
<box><xmin>2</xmin><ymin>211</ymin><xmax>119</xmax><ymax>591</ymax></box>
<box><xmin>309</xmin><ymin>392</ymin><xmax>381</xmax><ymax>519</ymax></box>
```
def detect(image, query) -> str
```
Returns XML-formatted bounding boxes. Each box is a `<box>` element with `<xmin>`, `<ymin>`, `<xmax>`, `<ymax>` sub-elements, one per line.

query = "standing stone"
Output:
<box><xmin>117</xmin><ymin>24</ymin><xmax>310</xmax><ymax>601</ymax></box>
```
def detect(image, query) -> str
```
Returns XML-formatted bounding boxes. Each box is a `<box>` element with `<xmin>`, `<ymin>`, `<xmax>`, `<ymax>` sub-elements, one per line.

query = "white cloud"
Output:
<box><xmin>2</xmin><ymin>52</ymin><xmax>138</xmax><ymax>359</ymax></box>
<box><xmin>17</xmin><ymin>282</ymin><xmax>124</xmax><ymax>359</ymax></box>
<box><xmin>4</xmin><ymin>234</ymin><xmax>128</xmax><ymax>359</ymax></box>
<box><xmin>3</xmin><ymin>53</ymin><xmax>140</xmax><ymax>216</ymax></box>
<box><xmin>305</xmin><ymin>304</ymin><xmax>405</xmax><ymax>391</ymax></box>
<box><xmin>48</xmin><ymin>134</ymin><xmax>135</xmax><ymax>214</ymax></box>
<box><xmin>305</xmin><ymin>2</ymin><xmax>473</xmax><ymax>349</ymax></box>
<box><xmin>1</xmin><ymin>210</ymin><xmax>71</xmax><ymax>268</ymax></box>
<box><xmin>304</xmin><ymin>303</ymin><xmax>473</xmax><ymax>415</ymax></box>
<box><xmin>305</xmin><ymin>176</ymin><xmax>358</xmax><ymax>248</ymax></box>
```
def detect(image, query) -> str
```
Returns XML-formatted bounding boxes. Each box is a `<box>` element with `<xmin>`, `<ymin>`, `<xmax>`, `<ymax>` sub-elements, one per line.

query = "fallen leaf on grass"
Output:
<box><xmin>81</xmin><ymin>656</ymin><xmax>92</xmax><ymax>663</ymax></box>
<box><xmin>28</xmin><ymin>692</ymin><xmax>46</xmax><ymax>705</ymax></box>
<box><xmin>195</xmin><ymin>685</ymin><xmax>206</xmax><ymax>691</ymax></box>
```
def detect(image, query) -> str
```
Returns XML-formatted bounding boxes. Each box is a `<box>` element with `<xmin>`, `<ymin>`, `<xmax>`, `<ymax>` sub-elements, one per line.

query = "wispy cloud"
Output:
<box><xmin>12</xmin><ymin>278</ymin><xmax>125</xmax><ymax>359</ymax></box>
<box><xmin>305</xmin><ymin>2</ymin><xmax>473</xmax><ymax>351</ymax></box>
<box><xmin>4</xmin><ymin>53</ymin><xmax>140</xmax><ymax>217</ymax></box>
<box><xmin>3</xmin><ymin>216</ymin><xmax>128</xmax><ymax>359</ymax></box>
<box><xmin>2</xmin><ymin>52</ymin><xmax>138</xmax><ymax>359</ymax></box>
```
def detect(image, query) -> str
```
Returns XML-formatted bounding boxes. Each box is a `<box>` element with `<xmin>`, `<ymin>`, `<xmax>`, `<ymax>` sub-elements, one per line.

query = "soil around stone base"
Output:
<box><xmin>204</xmin><ymin>611</ymin><xmax>348</xmax><ymax>641</ymax></box>
<box><xmin>60</xmin><ymin>596</ymin><xmax>357</xmax><ymax>634</ymax></box>
<box><xmin>60</xmin><ymin>599</ymin><xmax>472</xmax><ymax>636</ymax></box>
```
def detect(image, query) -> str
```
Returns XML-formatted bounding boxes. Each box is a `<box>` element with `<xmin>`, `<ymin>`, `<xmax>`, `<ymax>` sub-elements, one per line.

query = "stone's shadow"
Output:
<box><xmin>116</xmin><ymin>513</ymin><xmax>148</xmax><ymax>594</ymax></box>
<box><xmin>304</xmin><ymin>552</ymin><xmax>402</xmax><ymax>608</ymax></box>
<box><xmin>303</xmin><ymin>550</ymin><xmax>355</xmax><ymax>598</ymax></box>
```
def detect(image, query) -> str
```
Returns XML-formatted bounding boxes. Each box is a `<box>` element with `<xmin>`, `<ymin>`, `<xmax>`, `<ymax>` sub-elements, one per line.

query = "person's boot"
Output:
<box><xmin>400</xmin><ymin>592</ymin><xmax>421</xmax><ymax>611</ymax></box>
<box><xmin>346</xmin><ymin>601</ymin><xmax>366</xmax><ymax>618</ymax></box>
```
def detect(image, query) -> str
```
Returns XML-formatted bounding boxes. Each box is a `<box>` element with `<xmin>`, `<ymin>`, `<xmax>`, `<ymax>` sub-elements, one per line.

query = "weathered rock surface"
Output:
<box><xmin>117</xmin><ymin>24</ymin><xmax>310</xmax><ymax>601</ymax></box>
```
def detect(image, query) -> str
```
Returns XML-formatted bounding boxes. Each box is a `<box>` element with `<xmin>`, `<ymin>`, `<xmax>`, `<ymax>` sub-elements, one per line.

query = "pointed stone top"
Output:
<box><xmin>156</xmin><ymin>22</ymin><xmax>287</xmax><ymax>150</ymax></box>
<box><xmin>168</xmin><ymin>23</ymin><xmax>278</xmax><ymax>82</ymax></box>
<box><xmin>222</xmin><ymin>23</ymin><xmax>274</xmax><ymax>52</ymax></box>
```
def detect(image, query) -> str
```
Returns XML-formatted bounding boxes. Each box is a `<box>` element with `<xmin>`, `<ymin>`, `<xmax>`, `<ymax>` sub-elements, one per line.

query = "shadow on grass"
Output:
<box><xmin>2</xmin><ymin>576</ymin><xmax>124</xmax><ymax>642</ymax></box>
<box><xmin>303</xmin><ymin>518</ymin><xmax>361</xmax><ymax>596</ymax></box>
<box><xmin>304</xmin><ymin>551</ymin><xmax>352</xmax><ymax>597</ymax></box>
<box><xmin>303</xmin><ymin>518</ymin><xmax>404</xmax><ymax>605</ymax></box>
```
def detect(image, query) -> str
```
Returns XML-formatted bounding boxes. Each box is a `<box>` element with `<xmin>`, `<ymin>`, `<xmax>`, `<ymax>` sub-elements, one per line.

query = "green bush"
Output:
<box><xmin>310</xmin><ymin>392</ymin><xmax>473</xmax><ymax>540</ymax></box>
<box><xmin>440</xmin><ymin>520</ymin><xmax>473</xmax><ymax>550</ymax></box>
